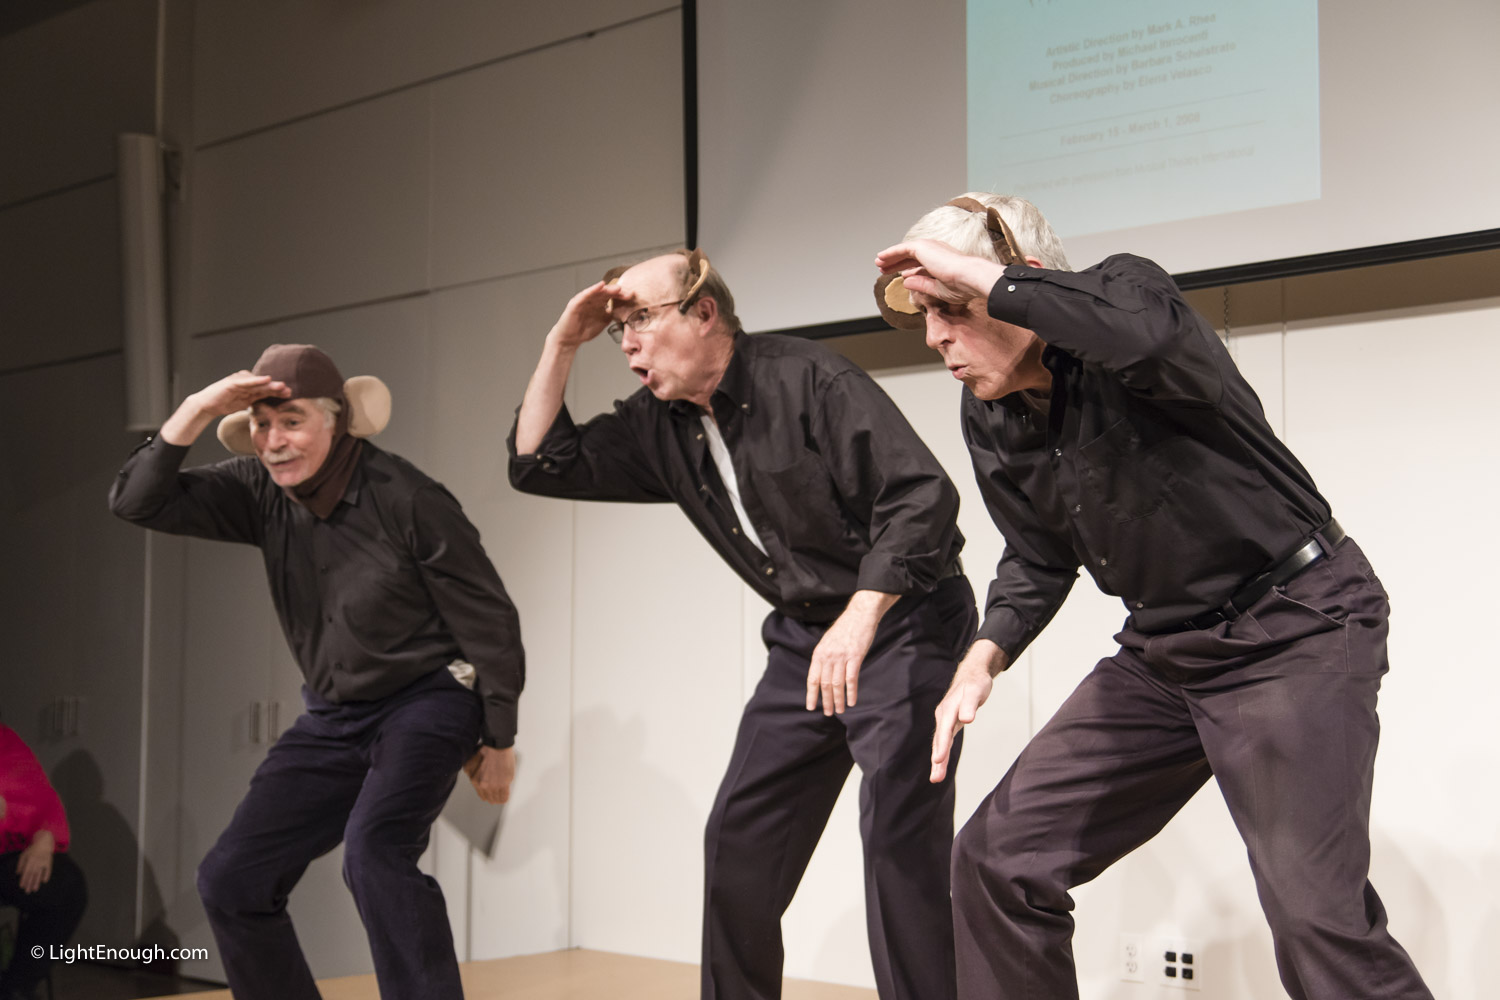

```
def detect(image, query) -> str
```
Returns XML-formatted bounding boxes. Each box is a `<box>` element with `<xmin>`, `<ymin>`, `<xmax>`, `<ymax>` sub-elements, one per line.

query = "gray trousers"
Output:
<box><xmin>952</xmin><ymin>536</ymin><xmax>1433</xmax><ymax>1000</ymax></box>
<box><xmin>703</xmin><ymin>574</ymin><xmax>977</xmax><ymax>1000</ymax></box>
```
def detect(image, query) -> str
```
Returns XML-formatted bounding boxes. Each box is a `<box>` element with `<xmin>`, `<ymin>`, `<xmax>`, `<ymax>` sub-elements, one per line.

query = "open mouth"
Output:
<box><xmin>629</xmin><ymin>365</ymin><xmax>650</xmax><ymax>383</ymax></box>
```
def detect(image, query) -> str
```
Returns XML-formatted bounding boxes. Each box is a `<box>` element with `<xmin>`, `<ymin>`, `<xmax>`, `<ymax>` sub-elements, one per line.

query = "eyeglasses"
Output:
<box><xmin>605</xmin><ymin>300</ymin><xmax>686</xmax><ymax>344</ymax></box>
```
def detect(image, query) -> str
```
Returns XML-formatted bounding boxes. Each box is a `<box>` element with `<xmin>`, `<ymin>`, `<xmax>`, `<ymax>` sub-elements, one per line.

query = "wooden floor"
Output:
<box><xmin>144</xmin><ymin>948</ymin><xmax>877</xmax><ymax>999</ymax></box>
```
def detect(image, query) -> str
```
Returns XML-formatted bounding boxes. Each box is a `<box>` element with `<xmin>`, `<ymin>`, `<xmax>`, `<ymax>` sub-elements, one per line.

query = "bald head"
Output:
<box><xmin>616</xmin><ymin>253</ymin><xmax>741</xmax><ymax>337</ymax></box>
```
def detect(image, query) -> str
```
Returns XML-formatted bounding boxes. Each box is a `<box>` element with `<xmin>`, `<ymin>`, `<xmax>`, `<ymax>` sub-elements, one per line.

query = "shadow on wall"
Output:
<box><xmin>49</xmin><ymin>752</ymin><xmax>181</xmax><ymax>965</ymax></box>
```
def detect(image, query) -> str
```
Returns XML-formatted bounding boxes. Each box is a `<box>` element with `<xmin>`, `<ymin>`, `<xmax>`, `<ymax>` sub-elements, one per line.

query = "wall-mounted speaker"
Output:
<box><xmin>118</xmin><ymin>132</ymin><xmax>170</xmax><ymax>431</ymax></box>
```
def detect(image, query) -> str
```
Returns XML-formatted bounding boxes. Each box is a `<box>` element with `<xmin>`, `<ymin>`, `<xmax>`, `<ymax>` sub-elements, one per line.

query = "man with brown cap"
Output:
<box><xmin>510</xmin><ymin>252</ymin><xmax>976</xmax><ymax>1000</ymax></box>
<box><xmin>109</xmin><ymin>344</ymin><xmax>525</xmax><ymax>1000</ymax></box>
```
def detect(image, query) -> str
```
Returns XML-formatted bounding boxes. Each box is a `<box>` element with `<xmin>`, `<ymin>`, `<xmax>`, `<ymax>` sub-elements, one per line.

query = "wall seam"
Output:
<box><xmin>194</xmin><ymin>6</ymin><xmax>682</xmax><ymax>153</ymax></box>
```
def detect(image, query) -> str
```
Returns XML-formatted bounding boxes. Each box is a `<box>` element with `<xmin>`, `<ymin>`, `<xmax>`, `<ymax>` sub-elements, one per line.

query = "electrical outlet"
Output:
<box><xmin>1119</xmin><ymin>933</ymin><xmax>1145</xmax><ymax>983</ymax></box>
<box><xmin>1158</xmin><ymin>938</ymin><xmax>1201</xmax><ymax>991</ymax></box>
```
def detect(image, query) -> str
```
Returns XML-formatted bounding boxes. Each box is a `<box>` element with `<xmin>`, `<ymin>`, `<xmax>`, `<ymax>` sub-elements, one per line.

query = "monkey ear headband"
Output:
<box><xmin>602</xmin><ymin>248</ymin><xmax>712</xmax><ymax>315</ymax></box>
<box><xmin>874</xmin><ymin>198</ymin><xmax>1023</xmax><ymax>330</ymax></box>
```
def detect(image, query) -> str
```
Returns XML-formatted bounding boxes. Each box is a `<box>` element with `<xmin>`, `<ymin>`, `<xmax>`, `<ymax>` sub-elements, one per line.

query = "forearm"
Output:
<box><xmin>843</xmin><ymin>589</ymin><xmax>900</xmax><ymax>628</ymax></box>
<box><xmin>514</xmin><ymin>336</ymin><xmax>581</xmax><ymax>455</ymax></box>
<box><xmin>159</xmin><ymin>392</ymin><xmax>219</xmax><ymax>446</ymax></box>
<box><xmin>961</xmin><ymin>638</ymin><xmax>1010</xmax><ymax>677</ymax></box>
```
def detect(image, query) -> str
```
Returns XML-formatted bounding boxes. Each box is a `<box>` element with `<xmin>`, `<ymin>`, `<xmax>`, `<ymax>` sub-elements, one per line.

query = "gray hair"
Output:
<box><xmin>904</xmin><ymin>193</ymin><xmax>1071</xmax><ymax>272</ymax></box>
<box><xmin>247</xmin><ymin>396</ymin><xmax>341</xmax><ymax>430</ymax></box>
<box><xmin>310</xmin><ymin>396</ymin><xmax>341</xmax><ymax>429</ymax></box>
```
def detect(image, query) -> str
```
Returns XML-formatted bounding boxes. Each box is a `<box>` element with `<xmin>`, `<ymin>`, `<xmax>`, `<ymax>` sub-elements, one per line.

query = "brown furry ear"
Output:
<box><xmin>873</xmin><ymin>273</ymin><xmax>926</xmax><ymax>330</ymax></box>
<box><xmin>945</xmin><ymin>197</ymin><xmax>1024</xmax><ymax>266</ymax></box>
<box><xmin>680</xmin><ymin>249</ymin><xmax>711</xmax><ymax>304</ymax></box>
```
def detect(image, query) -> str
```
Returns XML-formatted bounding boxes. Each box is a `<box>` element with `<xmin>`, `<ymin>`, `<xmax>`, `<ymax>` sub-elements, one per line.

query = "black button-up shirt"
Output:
<box><xmin>109</xmin><ymin>438</ymin><xmax>526</xmax><ymax>746</ymax></box>
<box><xmin>966</xmin><ymin>253</ymin><xmax>1331</xmax><ymax>655</ymax></box>
<box><xmin>508</xmin><ymin>332</ymin><xmax>964</xmax><ymax>623</ymax></box>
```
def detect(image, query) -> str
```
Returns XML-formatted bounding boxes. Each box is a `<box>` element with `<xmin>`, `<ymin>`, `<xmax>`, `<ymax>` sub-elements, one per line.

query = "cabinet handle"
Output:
<box><xmin>249</xmin><ymin>701</ymin><xmax>262</xmax><ymax>744</ymax></box>
<box><xmin>268</xmin><ymin>701</ymin><xmax>280</xmax><ymax>741</ymax></box>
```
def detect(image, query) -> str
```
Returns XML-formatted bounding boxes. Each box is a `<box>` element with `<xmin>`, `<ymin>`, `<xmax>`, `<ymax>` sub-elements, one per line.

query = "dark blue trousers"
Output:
<box><xmin>197</xmin><ymin>668</ymin><xmax>482</xmax><ymax>1000</ymax></box>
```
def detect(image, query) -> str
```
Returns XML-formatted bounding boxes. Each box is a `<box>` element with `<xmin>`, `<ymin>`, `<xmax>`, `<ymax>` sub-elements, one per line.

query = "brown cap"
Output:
<box><xmin>215</xmin><ymin>344</ymin><xmax>392</xmax><ymax>455</ymax></box>
<box><xmin>250</xmin><ymin>344</ymin><xmax>344</xmax><ymax>402</ymax></box>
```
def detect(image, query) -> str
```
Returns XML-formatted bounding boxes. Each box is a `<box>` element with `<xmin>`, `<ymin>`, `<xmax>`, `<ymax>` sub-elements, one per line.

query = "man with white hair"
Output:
<box><xmin>510</xmin><ymin>250</ymin><xmax>976</xmax><ymax>1000</ymax></box>
<box><xmin>109</xmin><ymin>343</ymin><xmax>525</xmax><ymax>1000</ymax></box>
<box><xmin>875</xmin><ymin>196</ymin><xmax>1433</xmax><ymax>1000</ymax></box>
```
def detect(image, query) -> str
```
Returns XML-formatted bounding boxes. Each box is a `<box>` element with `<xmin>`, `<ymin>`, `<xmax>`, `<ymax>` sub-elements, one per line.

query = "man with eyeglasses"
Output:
<box><xmin>509</xmin><ymin>250</ymin><xmax>977</xmax><ymax>1000</ymax></box>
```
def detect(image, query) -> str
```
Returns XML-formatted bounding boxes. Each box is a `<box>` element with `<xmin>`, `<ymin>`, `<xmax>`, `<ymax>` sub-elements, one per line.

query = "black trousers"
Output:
<box><xmin>702</xmin><ymin>574</ymin><xmax>978</xmax><ymax>1000</ymax></box>
<box><xmin>0</xmin><ymin>851</ymin><xmax>86</xmax><ymax>995</ymax></box>
<box><xmin>952</xmin><ymin>536</ymin><xmax>1433</xmax><ymax>1000</ymax></box>
<box><xmin>196</xmin><ymin>668</ymin><xmax>481</xmax><ymax>1000</ymax></box>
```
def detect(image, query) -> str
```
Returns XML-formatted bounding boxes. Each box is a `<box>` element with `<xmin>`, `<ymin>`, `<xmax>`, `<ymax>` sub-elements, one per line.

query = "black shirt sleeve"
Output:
<box><xmin>408</xmin><ymin>484</ymin><xmax>527</xmax><ymax>748</ymax></box>
<box><xmin>107</xmin><ymin>436</ymin><xmax>265</xmax><ymax>545</ymax></box>
<box><xmin>507</xmin><ymin>401</ymin><xmax>673</xmax><ymax>503</ymax></box>
<box><xmin>814</xmin><ymin>369</ymin><xmax>962</xmax><ymax>595</ymax></box>
<box><xmin>988</xmin><ymin>254</ymin><xmax>1226</xmax><ymax>406</ymax></box>
<box><xmin>408</xmin><ymin>485</ymin><xmax>531</xmax><ymax>749</ymax></box>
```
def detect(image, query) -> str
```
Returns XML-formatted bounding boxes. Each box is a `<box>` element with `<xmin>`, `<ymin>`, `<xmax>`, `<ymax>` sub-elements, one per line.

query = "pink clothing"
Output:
<box><xmin>0</xmin><ymin>725</ymin><xmax>69</xmax><ymax>853</ymax></box>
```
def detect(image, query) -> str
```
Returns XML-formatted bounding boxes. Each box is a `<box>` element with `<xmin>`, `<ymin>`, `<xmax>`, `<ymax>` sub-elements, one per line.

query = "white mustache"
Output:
<box><xmin>261</xmin><ymin>447</ymin><xmax>301</xmax><ymax>464</ymax></box>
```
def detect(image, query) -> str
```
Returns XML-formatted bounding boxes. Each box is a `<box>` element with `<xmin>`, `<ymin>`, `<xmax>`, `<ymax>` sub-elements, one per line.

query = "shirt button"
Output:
<box><xmin>804</xmin><ymin>601</ymin><xmax>811</xmax><ymax>607</ymax></box>
<box><xmin>740</xmin><ymin>403</ymin><xmax>749</xmax><ymax>411</ymax></box>
<box><xmin>696</xmin><ymin>433</ymin><xmax>704</xmax><ymax>440</ymax></box>
<box><xmin>731</xmin><ymin>527</ymin><xmax>740</xmax><ymax>535</ymax></box>
<box><xmin>1073</xmin><ymin>504</ymin><xmax>1082</xmax><ymax>513</ymax></box>
<box><xmin>764</xmin><ymin>566</ymin><xmax>775</xmax><ymax>576</ymax></box>
<box><xmin>1099</xmin><ymin>558</ymin><xmax>1108</xmax><ymax>567</ymax></box>
<box><xmin>1053</xmin><ymin>448</ymin><xmax>1062</xmax><ymax>457</ymax></box>
<box><xmin>1007</xmin><ymin>284</ymin><xmax>1017</xmax><ymax>292</ymax></box>
<box><xmin>1136</xmin><ymin>602</ymin><xmax>1144</xmax><ymax>609</ymax></box>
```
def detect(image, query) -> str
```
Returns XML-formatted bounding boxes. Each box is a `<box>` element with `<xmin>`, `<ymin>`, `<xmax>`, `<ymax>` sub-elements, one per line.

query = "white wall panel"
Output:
<box><xmin>193</xmin><ymin>0</ymin><xmax>675</xmax><ymax>145</ymax></box>
<box><xmin>1283</xmin><ymin>299</ymin><xmax>1500</xmax><ymax>1000</ymax></box>
<box><xmin>0</xmin><ymin>181</ymin><xmax>122</xmax><ymax>372</ymax></box>
<box><xmin>565</xmin><ymin>330</ymin><xmax>744</xmax><ymax>962</ymax></box>
<box><xmin>429</xmin><ymin>12</ymin><xmax>684</xmax><ymax>288</ymax></box>
<box><xmin>0</xmin><ymin>0</ymin><xmax>157</xmax><ymax>205</ymax></box>
<box><xmin>428</xmin><ymin>270</ymin><xmax>582</xmax><ymax>959</ymax></box>
<box><xmin>187</xmin><ymin>90</ymin><xmax>430</xmax><ymax>334</ymax></box>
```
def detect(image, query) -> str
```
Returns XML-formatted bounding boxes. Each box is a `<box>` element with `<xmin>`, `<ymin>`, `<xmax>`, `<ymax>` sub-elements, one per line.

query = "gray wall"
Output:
<box><xmin>0</xmin><ymin>0</ymin><xmax>161</xmax><ymax>949</ymax></box>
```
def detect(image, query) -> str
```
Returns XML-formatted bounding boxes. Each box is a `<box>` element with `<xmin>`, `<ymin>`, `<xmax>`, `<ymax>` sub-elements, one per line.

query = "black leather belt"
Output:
<box><xmin>1166</xmin><ymin>519</ymin><xmax>1346</xmax><ymax>633</ymax></box>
